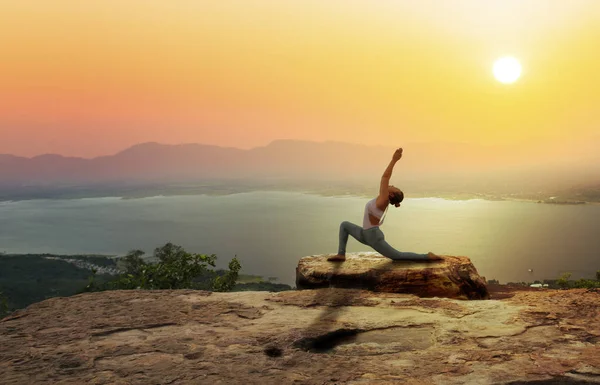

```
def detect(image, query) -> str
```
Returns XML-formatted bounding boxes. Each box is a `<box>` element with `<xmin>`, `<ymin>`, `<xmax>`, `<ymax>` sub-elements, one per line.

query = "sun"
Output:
<box><xmin>493</xmin><ymin>56</ymin><xmax>522</xmax><ymax>84</ymax></box>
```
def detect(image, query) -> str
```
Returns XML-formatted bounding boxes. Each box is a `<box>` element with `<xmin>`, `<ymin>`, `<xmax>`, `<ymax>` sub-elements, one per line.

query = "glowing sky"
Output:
<box><xmin>2</xmin><ymin>1</ymin><xmax>600</xmax><ymax>157</ymax></box>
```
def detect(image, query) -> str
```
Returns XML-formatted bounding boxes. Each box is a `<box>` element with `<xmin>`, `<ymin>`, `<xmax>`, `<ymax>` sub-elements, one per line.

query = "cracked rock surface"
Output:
<box><xmin>1</xmin><ymin>287</ymin><xmax>599</xmax><ymax>384</ymax></box>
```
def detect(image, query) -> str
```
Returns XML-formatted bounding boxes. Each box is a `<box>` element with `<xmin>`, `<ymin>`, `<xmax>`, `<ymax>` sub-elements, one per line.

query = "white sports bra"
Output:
<box><xmin>362</xmin><ymin>198</ymin><xmax>389</xmax><ymax>229</ymax></box>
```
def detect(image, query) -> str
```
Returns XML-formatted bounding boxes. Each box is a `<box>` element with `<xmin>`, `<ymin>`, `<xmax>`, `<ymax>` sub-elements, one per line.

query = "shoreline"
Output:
<box><xmin>0</xmin><ymin>188</ymin><xmax>598</xmax><ymax>205</ymax></box>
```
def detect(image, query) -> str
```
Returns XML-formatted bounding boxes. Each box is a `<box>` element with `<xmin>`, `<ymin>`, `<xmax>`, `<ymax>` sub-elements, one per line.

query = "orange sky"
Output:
<box><xmin>1</xmin><ymin>1</ymin><xmax>600</xmax><ymax>157</ymax></box>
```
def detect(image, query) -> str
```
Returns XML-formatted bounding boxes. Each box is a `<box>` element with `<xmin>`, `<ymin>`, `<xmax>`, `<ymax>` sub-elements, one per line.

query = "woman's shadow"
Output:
<box><xmin>293</xmin><ymin>254</ymin><xmax>396</xmax><ymax>353</ymax></box>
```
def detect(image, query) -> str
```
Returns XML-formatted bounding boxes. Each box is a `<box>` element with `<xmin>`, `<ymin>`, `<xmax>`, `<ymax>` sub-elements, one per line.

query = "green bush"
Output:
<box><xmin>573</xmin><ymin>279</ymin><xmax>600</xmax><ymax>289</ymax></box>
<box><xmin>85</xmin><ymin>243</ymin><xmax>240</xmax><ymax>292</ymax></box>
<box><xmin>556</xmin><ymin>271</ymin><xmax>600</xmax><ymax>289</ymax></box>
<box><xmin>213</xmin><ymin>258</ymin><xmax>242</xmax><ymax>292</ymax></box>
<box><xmin>557</xmin><ymin>272</ymin><xmax>572</xmax><ymax>289</ymax></box>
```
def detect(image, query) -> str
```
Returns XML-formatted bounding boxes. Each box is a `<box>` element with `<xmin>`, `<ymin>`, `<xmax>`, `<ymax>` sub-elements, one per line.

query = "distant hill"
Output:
<box><xmin>0</xmin><ymin>140</ymin><xmax>598</xmax><ymax>196</ymax></box>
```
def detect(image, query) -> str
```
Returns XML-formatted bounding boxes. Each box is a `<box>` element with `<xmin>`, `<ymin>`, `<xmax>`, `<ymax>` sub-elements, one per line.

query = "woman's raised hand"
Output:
<box><xmin>392</xmin><ymin>148</ymin><xmax>403</xmax><ymax>161</ymax></box>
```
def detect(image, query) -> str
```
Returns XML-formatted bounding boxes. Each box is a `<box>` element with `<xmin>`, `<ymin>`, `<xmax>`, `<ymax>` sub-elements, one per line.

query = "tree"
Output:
<box><xmin>86</xmin><ymin>243</ymin><xmax>240</xmax><ymax>292</ymax></box>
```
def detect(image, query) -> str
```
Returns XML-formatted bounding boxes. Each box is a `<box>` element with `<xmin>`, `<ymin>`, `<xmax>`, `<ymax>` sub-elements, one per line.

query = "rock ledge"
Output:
<box><xmin>2</xmin><ymin>288</ymin><xmax>600</xmax><ymax>384</ymax></box>
<box><xmin>296</xmin><ymin>252</ymin><xmax>489</xmax><ymax>300</ymax></box>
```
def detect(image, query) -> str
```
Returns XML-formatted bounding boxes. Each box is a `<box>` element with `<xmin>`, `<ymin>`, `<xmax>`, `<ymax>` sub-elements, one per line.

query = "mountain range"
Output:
<box><xmin>0</xmin><ymin>140</ymin><xmax>598</xmax><ymax>195</ymax></box>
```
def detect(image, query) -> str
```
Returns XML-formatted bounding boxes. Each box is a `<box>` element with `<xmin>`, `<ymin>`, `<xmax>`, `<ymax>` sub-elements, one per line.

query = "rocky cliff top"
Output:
<box><xmin>2</xmin><ymin>286</ymin><xmax>600</xmax><ymax>384</ymax></box>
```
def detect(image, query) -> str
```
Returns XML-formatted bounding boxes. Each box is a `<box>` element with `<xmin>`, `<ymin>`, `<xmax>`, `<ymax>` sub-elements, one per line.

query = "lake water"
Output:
<box><xmin>1</xmin><ymin>192</ymin><xmax>599</xmax><ymax>286</ymax></box>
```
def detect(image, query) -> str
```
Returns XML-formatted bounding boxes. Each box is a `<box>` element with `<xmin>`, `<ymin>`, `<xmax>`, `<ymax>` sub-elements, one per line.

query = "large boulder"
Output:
<box><xmin>296</xmin><ymin>252</ymin><xmax>489</xmax><ymax>300</ymax></box>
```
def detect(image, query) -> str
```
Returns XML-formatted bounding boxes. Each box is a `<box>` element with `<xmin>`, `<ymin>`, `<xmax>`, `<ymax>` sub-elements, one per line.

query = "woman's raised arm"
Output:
<box><xmin>377</xmin><ymin>148</ymin><xmax>402</xmax><ymax>207</ymax></box>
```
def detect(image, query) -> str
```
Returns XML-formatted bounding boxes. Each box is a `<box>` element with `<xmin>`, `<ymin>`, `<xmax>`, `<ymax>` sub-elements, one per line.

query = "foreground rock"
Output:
<box><xmin>296</xmin><ymin>252</ymin><xmax>489</xmax><ymax>300</ymax></box>
<box><xmin>2</xmin><ymin>288</ymin><xmax>600</xmax><ymax>384</ymax></box>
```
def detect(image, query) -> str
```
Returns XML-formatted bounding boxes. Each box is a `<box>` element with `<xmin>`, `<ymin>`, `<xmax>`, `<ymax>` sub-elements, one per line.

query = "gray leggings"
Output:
<box><xmin>337</xmin><ymin>221</ymin><xmax>429</xmax><ymax>260</ymax></box>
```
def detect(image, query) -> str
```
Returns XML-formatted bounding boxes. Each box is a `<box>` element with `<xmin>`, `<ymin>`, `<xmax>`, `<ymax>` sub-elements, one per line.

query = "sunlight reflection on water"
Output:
<box><xmin>1</xmin><ymin>192</ymin><xmax>598</xmax><ymax>286</ymax></box>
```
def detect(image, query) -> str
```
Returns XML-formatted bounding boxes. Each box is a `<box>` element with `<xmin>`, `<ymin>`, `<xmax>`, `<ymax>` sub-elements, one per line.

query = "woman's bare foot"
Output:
<box><xmin>427</xmin><ymin>252</ymin><xmax>444</xmax><ymax>261</ymax></box>
<box><xmin>327</xmin><ymin>254</ymin><xmax>346</xmax><ymax>262</ymax></box>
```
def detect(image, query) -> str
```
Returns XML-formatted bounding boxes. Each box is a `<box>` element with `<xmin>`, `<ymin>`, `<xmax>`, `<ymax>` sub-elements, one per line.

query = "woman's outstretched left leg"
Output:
<box><xmin>373</xmin><ymin>239</ymin><xmax>430</xmax><ymax>260</ymax></box>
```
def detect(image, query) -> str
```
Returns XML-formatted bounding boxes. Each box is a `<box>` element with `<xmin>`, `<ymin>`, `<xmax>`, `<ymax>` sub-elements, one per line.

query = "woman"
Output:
<box><xmin>328</xmin><ymin>147</ymin><xmax>443</xmax><ymax>262</ymax></box>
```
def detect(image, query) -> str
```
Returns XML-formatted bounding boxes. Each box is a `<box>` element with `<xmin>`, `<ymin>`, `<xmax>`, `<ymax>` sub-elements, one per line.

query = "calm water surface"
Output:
<box><xmin>1</xmin><ymin>192</ymin><xmax>599</xmax><ymax>286</ymax></box>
